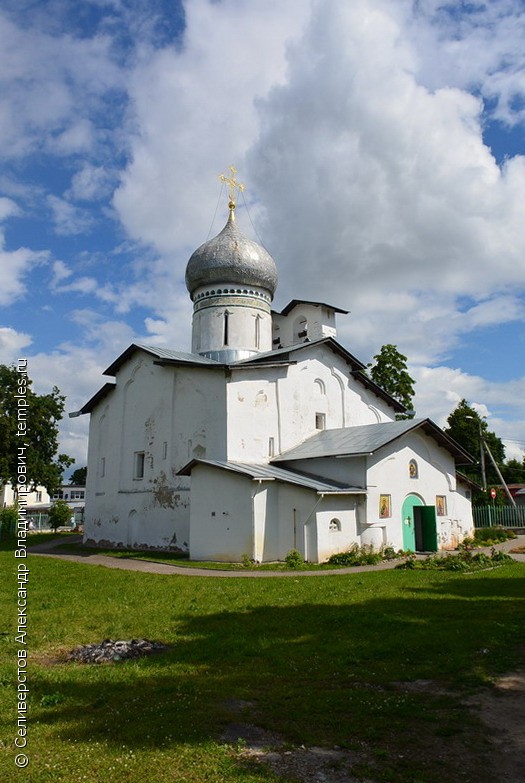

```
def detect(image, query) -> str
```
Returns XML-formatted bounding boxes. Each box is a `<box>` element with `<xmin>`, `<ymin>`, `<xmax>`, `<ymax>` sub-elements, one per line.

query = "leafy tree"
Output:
<box><xmin>48</xmin><ymin>500</ymin><xmax>73</xmax><ymax>532</ymax></box>
<box><xmin>368</xmin><ymin>344</ymin><xmax>415</xmax><ymax>418</ymax></box>
<box><xmin>443</xmin><ymin>399</ymin><xmax>506</xmax><ymax>499</ymax></box>
<box><xmin>500</xmin><ymin>457</ymin><xmax>525</xmax><ymax>484</ymax></box>
<box><xmin>70</xmin><ymin>466</ymin><xmax>87</xmax><ymax>485</ymax></box>
<box><xmin>0</xmin><ymin>364</ymin><xmax>74</xmax><ymax>495</ymax></box>
<box><xmin>0</xmin><ymin>506</ymin><xmax>17</xmax><ymax>541</ymax></box>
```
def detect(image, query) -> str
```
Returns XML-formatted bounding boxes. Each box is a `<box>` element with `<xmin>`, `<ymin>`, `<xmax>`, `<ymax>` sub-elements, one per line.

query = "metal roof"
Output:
<box><xmin>277</xmin><ymin>299</ymin><xmax>349</xmax><ymax>316</ymax></box>
<box><xmin>104</xmin><ymin>343</ymin><xmax>223</xmax><ymax>375</ymax></box>
<box><xmin>178</xmin><ymin>459</ymin><xmax>365</xmax><ymax>494</ymax></box>
<box><xmin>70</xmin><ymin>382</ymin><xmax>116</xmax><ymax>416</ymax></box>
<box><xmin>272</xmin><ymin>418</ymin><xmax>474</xmax><ymax>464</ymax></box>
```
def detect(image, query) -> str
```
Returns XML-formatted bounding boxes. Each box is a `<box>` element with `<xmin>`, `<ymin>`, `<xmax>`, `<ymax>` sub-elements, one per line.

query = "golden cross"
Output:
<box><xmin>219</xmin><ymin>165</ymin><xmax>246</xmax><ymax>209</ymax></box>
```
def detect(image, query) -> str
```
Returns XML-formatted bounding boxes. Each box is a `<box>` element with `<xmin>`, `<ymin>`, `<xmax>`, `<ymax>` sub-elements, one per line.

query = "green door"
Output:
<box><xmin>419</xmin><ymin>506</ymin><xmax>438</xmax><ymax>552</ymax></box>
<box><xmin>401</xmin><ymin>495</ymin><xmax>423</xmax><ymax>552</ymax></box>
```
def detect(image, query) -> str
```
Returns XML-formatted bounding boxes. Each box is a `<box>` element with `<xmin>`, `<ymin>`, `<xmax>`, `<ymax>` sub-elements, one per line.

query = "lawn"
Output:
<box><xmin>0</xmin><ymin>542</ymin><xmax>524</xmax><ymax>783</ymax></box>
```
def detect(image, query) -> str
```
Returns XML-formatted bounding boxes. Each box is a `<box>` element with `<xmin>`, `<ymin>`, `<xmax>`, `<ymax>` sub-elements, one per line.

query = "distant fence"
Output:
<box><xmin>473</xmin><ymin>505</ymin><xmax>525</xmax><ymax>529</ymax></box>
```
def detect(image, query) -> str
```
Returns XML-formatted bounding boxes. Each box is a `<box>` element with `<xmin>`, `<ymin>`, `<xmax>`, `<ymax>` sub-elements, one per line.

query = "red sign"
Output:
<box><xmin>490</xmin><ymin>488</ymin><xmax>496</xmax><ymax>499</ymax></box>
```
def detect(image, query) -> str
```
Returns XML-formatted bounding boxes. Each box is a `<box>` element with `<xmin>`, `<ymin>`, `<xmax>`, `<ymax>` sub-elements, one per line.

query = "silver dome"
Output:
<box><xmin>185</xmin><ymin>211</ymin><xmax>278</xmax><ymax>298</ymax></box>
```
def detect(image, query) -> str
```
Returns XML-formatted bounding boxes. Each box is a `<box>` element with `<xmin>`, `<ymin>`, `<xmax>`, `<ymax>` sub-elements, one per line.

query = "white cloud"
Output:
<box><xmin>0</xmin><ymin>10</ymin><xmax>123</xmax><ymax>160</ymax></box>
<box><xmin>0</xmin><ymin>326</ymin><xmax>32</xmax><ymax>364</ymax></box>
<box><xmin>67</xmin><ymin>163</ymin><xmax>115</xmax><ymax>201</ymax></box>
<box><xmin>0</xmin><ymin>230</ymin><xmax>48</xmax><ymax>305</ymax></box>
<box><xmin>47</xmin><ymin>195</ymin><xmax>95</xmax><ymax>236</ymax></box>
<box><xmin>113</xmin><ymin>0</ymin><xmax>310</xmax><ymax>255</ymax></box>
<box><xmin>413</xmin><ymin>364</ymin><xmax>525</xmax><ymax>461</ymax></box>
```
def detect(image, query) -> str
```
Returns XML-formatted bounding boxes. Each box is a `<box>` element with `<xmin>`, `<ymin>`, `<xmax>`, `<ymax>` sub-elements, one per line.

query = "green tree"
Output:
<box><xmin>0</xmin><ymin>505</ymin><xmax>17</xmax><ymax>541</ymax></box>
<box><xmin>0</xmin><ymin>364</ymin><xmax>74</xmax><ymax>494</ymax></box>
<box><xmin>443</xmin><ymin>399</ymin><xmax>506</xmax><ymax>499</ymax></box>
<box><xmin>500</xmin><ymin>457</ymin><xmax>525</xmax><ymax>484</ymax></box>
<box><xmin>368</xmin><ymin>344</ymin><xmax>415</xmax><ymax>418</ymax></box>
<box><xmin>47</xmin><ymin>500</ymin><xmax>73</xmax><ymax>532</ymax></box>
<box><xmin>70</xmin><ymin>466</ymin><xmax>87</xmax><ymax>485</ymax></box>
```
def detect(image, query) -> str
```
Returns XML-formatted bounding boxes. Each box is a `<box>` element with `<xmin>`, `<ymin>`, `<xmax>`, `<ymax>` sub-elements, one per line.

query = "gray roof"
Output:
<box><xmin>272</xmin><ymin>418</ymin><xmax>474</xmax><ymax>464</ymax></box>
<box><xmin>104</xmin><ymin>343</ymin><xmax>222</xmax><ymax>375</ymax></box>
<box><xmin>178</xmin><ymin>459</ymin><xmax>365</xmax><ymax>494</ymax></box>
<box><xmin>277</xmin><ymin>299</ymin><xmax>349</xmax><ymax>316</ymax></box>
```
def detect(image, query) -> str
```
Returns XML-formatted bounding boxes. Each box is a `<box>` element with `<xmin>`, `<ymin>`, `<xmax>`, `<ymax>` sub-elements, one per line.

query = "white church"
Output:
<box><xmin>77</xmin><ymin>178</ymin><xmax>475</xmax><ymax>562</ymax></box>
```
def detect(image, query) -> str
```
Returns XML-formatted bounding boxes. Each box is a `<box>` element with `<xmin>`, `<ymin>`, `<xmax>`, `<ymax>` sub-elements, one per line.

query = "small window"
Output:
<box><xmin>255</xmin><ymin>314</ymin><xmax>262</xmax><ymax>349</ymax></box>
<box><xmin>35</xmin><ymin>491</ymin><xmax>42</xmax><ymax>502</ymax></box>
<box><xmin>134</xmin><ymin>451</ymin><xmax>145</xmax><ymax>480</ymax></box>
<box><xmin>99</xmin><ymin>458</ymin><xmax>105</xmax><ymax>478</ymax></box>
<box><xmin>268</xmin><ymin>437</ymin><xmax>275</xmax><ymax>458</ymax></box>
<box><xmin>329</xmin><ymin>518</ymin><xmax>341</xmax><ymax>532</ymax></box>
<box><xmin>223</xmin><ymin>310</ymin><xmax>231</xmax><ymax>346</ymax></box>
<box><xmin>315</xmin><ymin>412</ymin><xmax>326</xmax><ymax>430</ymax></box>
<box><xmin>409</xmin><ymin>459</ymin><xmax>418</xmax><ymax>479</ymax></box>
<box><xmin>162</xmin><ymin>441</ymin><xmax>168</xmax><ymax>460</ymax></box>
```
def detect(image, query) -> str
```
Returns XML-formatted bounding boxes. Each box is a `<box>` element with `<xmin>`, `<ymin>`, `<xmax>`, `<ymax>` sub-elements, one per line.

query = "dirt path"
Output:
<box><xmin>28</xmin><ymin>534</ymin><xmax>525</xmax><ymax>576</ymax></box>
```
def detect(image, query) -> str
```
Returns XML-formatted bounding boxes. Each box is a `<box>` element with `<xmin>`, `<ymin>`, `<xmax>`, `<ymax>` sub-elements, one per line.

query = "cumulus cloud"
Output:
<box><xmin>0</xmin><ymin>326</ymin><xmax>32</xmax><ymax>364</ymax></box>
<box><xmin>0</xmin><ymin>11</ymin><xmax>124</xmax><ymax>160</ymax></box>
<box><xmin>47</xmin><ymin>195</ymin><xmax>95</xmax><ymax>236</ymax></box>
<box><xmin>3</xmin><ymin>0</ymin><xmax>525</xmax><ymax>463</ymax></box>
<box><xmin>113</xmin><ymin>0</ymin><xmax>310</xmax><ymax>254</ymax></box>
<box><xmin>0</xmin><ymin>232</ymin><xmax>48</xmax><ymax>305</ymax></box>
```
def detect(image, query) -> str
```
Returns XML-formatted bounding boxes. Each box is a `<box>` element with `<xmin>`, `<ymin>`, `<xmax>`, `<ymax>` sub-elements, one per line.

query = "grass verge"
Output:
<box><xmin>0</xmin><ymin>543</ymin><xmax>524</xmax><ymax>782</ymax></box>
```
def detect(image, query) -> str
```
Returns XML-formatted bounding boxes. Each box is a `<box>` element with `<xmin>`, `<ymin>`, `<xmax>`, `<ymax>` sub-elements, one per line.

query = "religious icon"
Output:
<box><xmin>409</xmin><ymin>459</ymin><xmax>418</xmax><ymax>479</ymax></box>
<box><xmin>379</xmin><ymin>494</ymin><xmax>391</xmax><ymax>518</ymax></box>
<box><xmin>436</xmin><ymin>496</ymin><xmax>447</xmax><ymax>516</ymax></box>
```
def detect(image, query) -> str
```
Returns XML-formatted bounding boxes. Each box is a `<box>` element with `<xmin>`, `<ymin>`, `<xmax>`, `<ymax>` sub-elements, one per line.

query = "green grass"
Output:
<box><xmin>49</xmin><ymin>539</ymin><xmax>379</xmax><ymax>570</ymax></box>
<box><xmin>0</xmin><ymin>542</ymin><xmax>524</xmax><ymax>783</ymax></box>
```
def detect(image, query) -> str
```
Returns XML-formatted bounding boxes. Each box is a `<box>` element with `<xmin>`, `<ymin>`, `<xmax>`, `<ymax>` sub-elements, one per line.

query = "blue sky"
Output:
<box><xmin>1</xmin><ymin>0</ymin><xmax>524</xmax><ymax>471</ymax></box>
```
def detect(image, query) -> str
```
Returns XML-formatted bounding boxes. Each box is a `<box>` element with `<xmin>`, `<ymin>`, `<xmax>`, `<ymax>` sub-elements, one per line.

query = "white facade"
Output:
<box><xmin>80</xmin><ymin>204</ymin><xmax>474</xmax><ymax>561</ymax></box>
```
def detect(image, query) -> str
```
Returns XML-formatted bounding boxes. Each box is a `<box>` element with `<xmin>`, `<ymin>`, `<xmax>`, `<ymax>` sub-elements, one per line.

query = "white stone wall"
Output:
<box><xmin>226</xmin><ymin>345</ymin><xmax>395</xmax><ymax>463</ymax></box>
<box><xmin>363</xmin><ymin>430</ymin><xmax>472</xmax><ymax>550</ymax></box>
<box><xmin>191</xmin><ymin>284</ymin><xmax>273</xmax><ymax>356</ymax></box>
<box><xmin>84</xmin><ymin>352</ymin><xmax>227</xmax><ymax>551</ymax></box>
<box><xmin>189</xmin><ymin>465</ymin><xmax>254</xmax><ymax>561</ymax></box>
<box><xmin>315</xmin><ymin>496</ymin><xmax>361</xmax><ymax>563</ymax></box>
<box><xmin>272</xmin><ymin>304</ymin><xmax>338</xmax><ymax>347</ymax></box>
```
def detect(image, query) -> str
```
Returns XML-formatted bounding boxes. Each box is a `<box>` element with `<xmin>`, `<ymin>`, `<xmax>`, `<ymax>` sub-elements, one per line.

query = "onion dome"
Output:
<box><xmin>185</xmin><ymin>208</ymin><xmax>278</xmax><ymax>299</ymax></box>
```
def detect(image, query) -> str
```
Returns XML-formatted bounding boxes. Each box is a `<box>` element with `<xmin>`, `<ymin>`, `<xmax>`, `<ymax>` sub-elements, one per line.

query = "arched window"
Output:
<box><xmin>255</xmin><ymin>314</ymin><xmax>262</xmax><ymax>349</ymax></box>
<box><xmin>314</xmin><ymin>378</ymin><xmax>326</xmax><ymax>395</ymax></box>
<box><xmin>409</xmin><ymin>459</ymin><xmax>419</xmax><ymax>479</ymax></box>
<box><xmin>329</xmin><ymin>518</ymin><xmax>341</xmax><ymax>532</ymax></box>
<box><xmin>223</xmin><ymin>310</ymin><xmax>231</xmax><ymax>346</ymax></box>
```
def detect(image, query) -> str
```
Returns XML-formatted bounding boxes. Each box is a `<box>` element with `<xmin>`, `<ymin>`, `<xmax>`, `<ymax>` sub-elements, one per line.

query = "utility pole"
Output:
<box><xmin>483</xmin><ymin>439</ymin><xmax>517</xmax><ymax>508</ymax></box>
<box><xmin>466</xmin><ymin>415</ymin><xmax>487</xmax><ymax>492</ymax></box>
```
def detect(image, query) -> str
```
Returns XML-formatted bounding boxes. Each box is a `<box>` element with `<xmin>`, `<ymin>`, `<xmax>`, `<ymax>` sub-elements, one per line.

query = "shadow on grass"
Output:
<box><xmin>29</xmin><ymin>569</ymin><xmax>525</xmax><ymax>783</ymax></box>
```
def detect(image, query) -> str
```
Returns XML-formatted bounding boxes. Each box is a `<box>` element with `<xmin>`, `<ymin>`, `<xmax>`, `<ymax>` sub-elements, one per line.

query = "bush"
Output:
<box><xmin>0</xmin><ymin>506</ymin><xmax>17</xmax><ymax>541</ymax></box>
<box><xmin>327</xmin><ymin>544</ymin><xmax>392</xmax><ymax>567</ymax></box>
<box><xmin>395</xmin><ymin>549</ymin><xmax>513</xmax><ymax>572</ymax></box>
<box><xmin>284</xmin><ymin>549</ymin><xmax>305</xmax><ymax>568</ymax></box>
<box><xmin>48</xmin><ymin>500</ymin><xmax>73</xmax><ymax>531</ymax></box>
<box><xmin>460</xmin><ymin>527</ymin><xmax>517</xmax><ymax>549</ymax></box>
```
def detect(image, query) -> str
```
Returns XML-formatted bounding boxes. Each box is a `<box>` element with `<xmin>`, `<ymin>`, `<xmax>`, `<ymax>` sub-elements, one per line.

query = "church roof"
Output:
<box><xmin>178</xmin><ymin>459</ymin><xmax>365</xmax><ymax>494</ymax></box>
<box><xmin>103</xmin><ymin>343</ymin><xmax>223</xmax><ymax>376</ymax></box>
<box><xmin>272</xmin><ymin>418</ymin><xmax>474</xmax><ymax>464</ymax></box>
<box><xmin>185</xmin><ymin>210</ymin><xmax>278</xmax><ymax>298</ymax></box>
<box><xmin>71</xmin><ymin>382</ymin><xmax>116</xmax><ymax>416</ymax></box>
<box><xmin>276</xmin><ymin>299</ymin><xmax>349</xmax><ymax>316</ymax></box>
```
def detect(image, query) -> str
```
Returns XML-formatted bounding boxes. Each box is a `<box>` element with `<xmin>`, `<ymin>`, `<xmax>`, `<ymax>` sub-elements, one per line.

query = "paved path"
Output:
<box><xmin>28</xmin><ymin>534</ymin><xmax>525</xmax><ymax>577</ymax></box>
